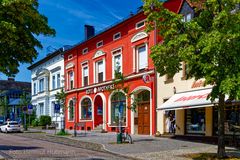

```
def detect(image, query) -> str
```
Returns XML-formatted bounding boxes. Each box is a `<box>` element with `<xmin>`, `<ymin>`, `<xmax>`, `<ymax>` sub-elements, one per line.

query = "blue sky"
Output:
<box><xmin>0</xmin><ymin>0</ymin><xmax>143</xmax><ymax>82</ymax></box>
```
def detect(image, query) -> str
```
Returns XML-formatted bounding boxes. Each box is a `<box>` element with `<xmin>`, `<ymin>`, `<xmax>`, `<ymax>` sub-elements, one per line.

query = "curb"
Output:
<box><xmin>49</xmin><ymin>135</ymin><xmax>140</xmax><ymax>160</ymax></box>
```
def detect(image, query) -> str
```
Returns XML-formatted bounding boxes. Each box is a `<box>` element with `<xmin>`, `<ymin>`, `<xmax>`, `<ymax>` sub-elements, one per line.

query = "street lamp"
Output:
<box><xmin>72</xmin><ymin>96</ymin><xmax>77</xmax><ymax>137</ymax></box>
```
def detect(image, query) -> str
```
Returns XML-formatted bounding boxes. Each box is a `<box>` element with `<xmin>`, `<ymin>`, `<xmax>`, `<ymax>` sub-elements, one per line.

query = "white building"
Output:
<box><xmin>28</xmin><ymin>46</ymin><xmax>70</xmax><ymax>129</ymax></box>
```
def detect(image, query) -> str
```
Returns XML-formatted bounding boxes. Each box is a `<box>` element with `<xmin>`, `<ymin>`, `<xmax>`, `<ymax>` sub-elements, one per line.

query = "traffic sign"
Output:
<box><xmin>54</xmin><ymin>103</ymin><xmax>60</xmax><ymax>113</ymax></box>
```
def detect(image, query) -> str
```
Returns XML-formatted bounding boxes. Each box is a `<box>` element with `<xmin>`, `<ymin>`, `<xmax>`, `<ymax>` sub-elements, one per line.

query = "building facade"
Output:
<box><xmin>0</xmin><ymin>78</ymin><xmax>31</xmax><ymax>122</ymax></box>
<box><xmin>64</xmin><ymin>0</ymin><xmax>183</xmax><ymax>135</ymax></box>
<box><xmin>28</xmin><ymin>47</ymin><xmax>69</xmax><ymax>129</ymax></box>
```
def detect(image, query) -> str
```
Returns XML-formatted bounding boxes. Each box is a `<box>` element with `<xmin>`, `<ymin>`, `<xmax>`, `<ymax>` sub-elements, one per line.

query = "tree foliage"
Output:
<box><xmin>0</xmin><ymin>0</ymin><xmax>56</xmax><ymax>76</ymax></box>
<box><xmin>143</xmin><ymin>0</ymin><xmax>240</xmax><ymax>158</ymax></box>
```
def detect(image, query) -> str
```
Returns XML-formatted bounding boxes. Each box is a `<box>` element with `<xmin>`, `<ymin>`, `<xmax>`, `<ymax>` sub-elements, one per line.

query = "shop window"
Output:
<box><xmin>137</xmin><ymin>44</ymin><xmax>148</xmax><ymax>72</ymax></box>
<box><xmin>213</xmin><ymin>105</ymin><xmax>240</xmax><ymax>135</ymax></box>
<box><xmin>111</xmin><ymin>92</ymin><xmax>126</xmax><ymax>126</ymax></box>
<box><xmin>81</xmin><ymin>98</ymin><xmax>92</xmax><ymax>120</ymax></box>
<box><xmin>186</xmin><ymin>108</ymin><xmax>205</xmax><ymax>134</ymax></box>
<box><xmin>68</xmin><ymin>100</ymin><xmax>74</xmax><ymax>121</ymax></box>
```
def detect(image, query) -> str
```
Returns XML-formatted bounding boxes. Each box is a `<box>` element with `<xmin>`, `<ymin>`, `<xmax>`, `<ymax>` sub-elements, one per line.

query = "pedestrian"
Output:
<box><xmin>165</xmin><ymin>116</ymin><xmax>171</xmax><ymax>133</ymax></box>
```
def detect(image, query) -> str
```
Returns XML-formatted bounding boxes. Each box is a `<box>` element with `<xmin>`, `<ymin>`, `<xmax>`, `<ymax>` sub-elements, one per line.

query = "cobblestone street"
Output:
<box><xmin>1</xmin><ymin>130</ymin><xmax>239</xmax><ymax>160</ymax></box>
<box><xmin>0</xmin><ymin>133</ymin><xmax>134</xmax><ymax>160</ymax></box>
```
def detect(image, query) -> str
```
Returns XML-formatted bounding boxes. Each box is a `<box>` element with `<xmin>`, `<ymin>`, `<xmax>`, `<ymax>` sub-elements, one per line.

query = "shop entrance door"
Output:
<box><xmin>138</xmin><ymin>102</ymin><xmax>150</xmax><ymax>135</ymax></box>
<box><xmin>94</xmin><ymin>95</ymin><xmax>103</xmax><ymax>127</ymax></box>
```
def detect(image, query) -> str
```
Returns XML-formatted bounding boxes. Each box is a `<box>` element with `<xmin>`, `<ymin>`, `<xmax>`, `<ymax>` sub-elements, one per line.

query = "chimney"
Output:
<box><xmin>84</xmin><ymin>25</ymin><xmax>95</xmax><ymax>40</ymax></box>
<box><xmin>8</xmin><ymin>77</ymin><xmax>15</xmax><ymax>81</ymax></box>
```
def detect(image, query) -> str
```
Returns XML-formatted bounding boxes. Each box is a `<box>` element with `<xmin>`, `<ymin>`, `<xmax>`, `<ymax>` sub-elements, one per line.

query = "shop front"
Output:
<box><xmin>158</xmin><ymin>87</ymin><xmax>240</xmax><ymax>137</ymax></box>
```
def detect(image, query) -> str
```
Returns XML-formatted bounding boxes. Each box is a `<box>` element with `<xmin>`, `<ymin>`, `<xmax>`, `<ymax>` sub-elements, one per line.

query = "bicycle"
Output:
<box><xmin>121</xmin><ymin>127</ymin><xmax>133</xmax><ymax>144</ymax></box>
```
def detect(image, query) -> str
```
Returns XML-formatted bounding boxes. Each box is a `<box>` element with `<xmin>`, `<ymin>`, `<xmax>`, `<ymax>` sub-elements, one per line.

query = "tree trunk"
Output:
<box><xmin>217</xmin><ymin>93</ymin><xmax>226</xmax><ymax>158</ymax></box>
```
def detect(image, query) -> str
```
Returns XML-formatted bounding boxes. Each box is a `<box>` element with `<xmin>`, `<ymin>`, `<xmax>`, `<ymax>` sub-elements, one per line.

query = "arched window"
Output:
<box><xmin>81</xmin><ymin>98</ymin><xmax>92</xmax><ymax>120</ymax></box>
<box><xmin>111</xmin><ymin>92</ymin><xmax>126</xmax><ymax>125</ymax></box>
<box><xmin>69</xmin><ymin>100</ymin><xmax>74</xmax><ymax>121</ymax></box>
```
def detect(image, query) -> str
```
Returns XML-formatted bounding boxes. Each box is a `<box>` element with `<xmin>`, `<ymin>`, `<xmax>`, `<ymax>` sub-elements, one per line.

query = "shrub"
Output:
<box><xmin>39</xmin><ymin>115</ymin><xmax>51</xmax><ymax>126</ymax></box>
<box><xmin>32</xmin><ymin>118</ymin><xmax>39</xmax><ymax>127</ymax></box>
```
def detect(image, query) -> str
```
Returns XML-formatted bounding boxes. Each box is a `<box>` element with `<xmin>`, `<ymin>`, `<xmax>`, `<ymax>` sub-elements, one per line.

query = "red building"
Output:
<box><xmin>64</xmin><ymin>0</ymin><xmax>182</xmax><ymax>135</ymax></box>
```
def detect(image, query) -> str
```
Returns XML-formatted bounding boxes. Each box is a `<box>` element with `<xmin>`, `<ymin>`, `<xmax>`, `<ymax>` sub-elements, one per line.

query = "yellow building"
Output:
<box><xmin>157</xmin><ymin>63</ymin><xmax>240</xmax><ymax>137</ymax></box>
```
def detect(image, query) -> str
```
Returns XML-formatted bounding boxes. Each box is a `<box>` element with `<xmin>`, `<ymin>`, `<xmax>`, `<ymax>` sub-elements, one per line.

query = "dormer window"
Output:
<box><xmin>113</xmin><ymin>32</ymin><xmax>121</xmax><ymax>40</ymax></box>
<box><xmin>136</xmin><ymin>20</ymin><xmax>145</xmax><ymax>29</ymax></box>
<box><xmin>96</xmin><ymin>41</ymin><xmax>103</xmax><ymax>48</ymax></box>
<box><xmin>82</xmin><ymin>48</ymin><xmax>88</xmax><ymax>54</ymax></box>
<box><xmin>68</xmin><ymin>54</ymin><xmax>73</xmax><ymax>60</ymax></box>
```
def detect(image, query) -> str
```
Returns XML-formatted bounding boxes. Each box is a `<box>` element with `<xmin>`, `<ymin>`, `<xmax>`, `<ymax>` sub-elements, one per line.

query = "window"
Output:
<box><xmin>52</xmin><ymin>75</ymin><xmax>56</xmax><ymax>90</ymax></box>
<box><xmin>136</xmin><ymin>20</ymin><xmax>145</xmax><ymax>29</ymax></box>
<box><xmin>111</xmin><ymin>92</ymin><xmax>126</xmax><ymax>126</ymax></box>
<box><xmin>112</xmin><ymin>52</ymin><xmax>122</xmax><ymax>78</ymax></box>
<box><xmin>137</xmin><ymin>45</ymin><xmax>148</xmax><ymax>71</ymax></box>
<box><xmin>96</xmin><ymin>41</ymin><xmax>103</xmax><ymax>48</ymax></box>
<box><xmin>39</xmin><ymin>78</ymin><xmax>44</xmax><ymax>92</ymax></box>
<box><xmin>69</xmin><ymin>71</ymin><xmax>74</xmax><ymax>90</ymax></box>
<box><xmin>68</xmin><ymin>54</ymin><xmax>73</xmax><ymax>60</ymax></box>
<box><xmin>82</xmin><ymin>48</ymin><xmax>88</xmax><ymax>54</ymax></box>
<box><xmin>186</xmin><ymin>108</ymin><xmax>205</xmax><ymax>134</ymax></box>
<box><xmin>39</xmin><ymin>103</ymin><xmax>44</xmax><ymax>115</ymax></box>
<box><xmin>33</xmin><ymin>83</ymin><xmax>37</xmax><ymax>95</ymax></box>
<box><xmin>182</xmin><ymin>13</ymin><xmax>192</xmax><ymax>22</ymax></box>
<box><xmin>81</xmin><ymin>98</ymin><xmax>92</xmax><ymax>120</ymax></box>
<box><xmin>96</xmin><ymin>60</ymin><xmax>104</xmax><ymax>83</ymax></box>
<box><xmin>82</xmin><ymin>66</ymin><xmax>89</xmax><ymax>86</ymax></box>
<box><xmin>57</xmin><ymin>73</ymin><xmax>61</xmax><ymax>88</ymax></box>
<box><xmin>113</xmin><ymin>32</ymin><xmax>121</xmax><ymax>40</ymax></box>
<box><xmin>68</xmin><ymin>100</ymin><xmax>74</xmax><ymax>121</ymax></box>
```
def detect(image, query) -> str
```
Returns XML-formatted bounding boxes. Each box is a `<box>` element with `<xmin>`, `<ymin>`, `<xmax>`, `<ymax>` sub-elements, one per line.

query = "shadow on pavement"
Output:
<box><xmin>0</xmin><ymin>145</ymin><xmax>41</xmax><ymax>151</ymax></box>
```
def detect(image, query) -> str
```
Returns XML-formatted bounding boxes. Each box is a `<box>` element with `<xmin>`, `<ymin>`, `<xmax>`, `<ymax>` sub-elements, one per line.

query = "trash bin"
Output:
<box><xmin>117</xmin><ymin>133</ymin><xmax>122</xmax><ymax>144</ymax></box>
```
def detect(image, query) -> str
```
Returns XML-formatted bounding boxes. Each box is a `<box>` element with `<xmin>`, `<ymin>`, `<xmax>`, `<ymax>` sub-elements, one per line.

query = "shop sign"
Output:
<box><xmin>191</xmin><ymin>80</ymin><xmax>205</xmax><ymax>88</ymax></box>
<box><xmin>142</xmin><ymin>74</ymin><xmax>153</xmax><ymax>83</ymax></box>
<box><xmin>86</xmin><ymin>84</ymin><xmax>115</xmax><ymax>95</ymax></box>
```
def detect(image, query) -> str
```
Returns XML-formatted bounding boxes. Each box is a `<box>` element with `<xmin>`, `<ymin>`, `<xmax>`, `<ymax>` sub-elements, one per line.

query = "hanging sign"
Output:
<box><xmin>142</xmin><ymin>74</ymin><xmax>153</xmax><ymax>83</ymax></box>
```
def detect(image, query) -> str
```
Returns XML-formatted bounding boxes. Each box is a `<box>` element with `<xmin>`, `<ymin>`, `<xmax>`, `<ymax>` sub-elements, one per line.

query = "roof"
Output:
<box><xmin>27</xmin><ymin>46</ymin><xmax>72</xmax><ymax>70</ymax></box>
<box><xmin>0</xmin><ymin>80</ymin><xmax>31</xmax><ymax>92</ymax></box>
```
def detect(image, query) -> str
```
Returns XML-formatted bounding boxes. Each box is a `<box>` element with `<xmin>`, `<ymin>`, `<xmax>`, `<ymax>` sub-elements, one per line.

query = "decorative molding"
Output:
<box><xmin>93</xmin><ymin>50</ymin><xmax>105</xmax><ymax>59</ymax></box>
<box><xmin>65</xmin><ymin>62</ymin><xmax>75</xmax><ymax>70</ymax></box>
<box><xmin>131</xmin><ymin>31</ymin><xmax>148</xmax><ymax>43</ymax></box>
<box><xmin>50</xmin><ymin>66</ymin><xmax>61</xmax><ymax>73</ymax></box>
<box><xmin>36</xmin><ymin>68</ymin><xmax>50</xmax><ymax>76</ymax></box>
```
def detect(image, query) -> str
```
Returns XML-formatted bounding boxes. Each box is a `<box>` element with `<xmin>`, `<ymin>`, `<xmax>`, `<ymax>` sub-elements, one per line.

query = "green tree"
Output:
<box><xmin>19</xmin><ymin>91</ymin><xmax>31</xmax><ymax>130</ymax></box>
<box><xmin>0</xmin><ymin>96</ymin><xmax>9</xmax><ymax>120</ymax></box>
<box><xmin>0</xmin><ymin>0</ymin><xmax>55</xmax><ymax>76</ymax></box>
<box><xmin>143</xmin><ymin>0</ymin><xmax>240</xmax><ymax>158</ymax></box>
<box><xmin>55</xmin><ymin>88</ymin><xmax>66</xmax><ymax>132</ymax></box>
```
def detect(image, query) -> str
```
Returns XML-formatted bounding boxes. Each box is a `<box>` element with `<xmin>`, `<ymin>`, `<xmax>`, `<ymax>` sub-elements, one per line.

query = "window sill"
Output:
<box><xmin>164</xmin><ymin>78</ymin><xmax>174</xmax><ymax>84</ymax></box>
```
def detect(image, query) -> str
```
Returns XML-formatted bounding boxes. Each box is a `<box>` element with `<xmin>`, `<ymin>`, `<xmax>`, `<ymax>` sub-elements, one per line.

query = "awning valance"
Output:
<box><xmin>157</xmin><ymin>88</ymin><xmax>217</xmax><ymax>111</ymax></box>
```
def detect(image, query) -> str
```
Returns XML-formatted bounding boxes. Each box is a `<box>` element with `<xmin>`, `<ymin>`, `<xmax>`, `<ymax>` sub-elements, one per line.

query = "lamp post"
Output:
<box><xmin>72</xmin><ymin>96</ymin><xmax>77</xmax><ymax>137</ymax></box>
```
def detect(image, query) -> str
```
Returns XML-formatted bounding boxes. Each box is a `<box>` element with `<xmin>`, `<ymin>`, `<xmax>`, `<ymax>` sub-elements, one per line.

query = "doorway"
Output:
<box><xmin>94</xmin><ymin>95</ymin><xmax>103</xmax><ymax>127</ymax></box>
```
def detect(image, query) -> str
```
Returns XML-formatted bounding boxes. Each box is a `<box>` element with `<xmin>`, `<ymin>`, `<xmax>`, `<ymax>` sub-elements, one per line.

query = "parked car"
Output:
<box><xmin>0</xmin><ymin>121</ymin><xmax>21</xmax><ymax>133</ymax></box>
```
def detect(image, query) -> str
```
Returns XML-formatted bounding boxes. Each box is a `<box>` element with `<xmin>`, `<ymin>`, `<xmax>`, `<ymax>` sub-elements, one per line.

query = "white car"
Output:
<box><xmin>0</xmin><ymin>121</ymin><xmax>21</xmax><ymax>133</ymax></box>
